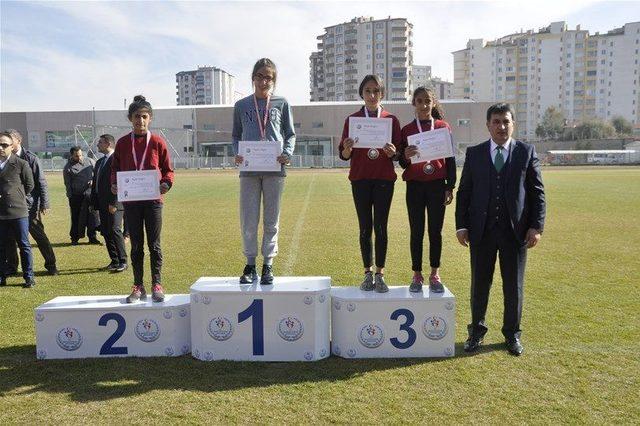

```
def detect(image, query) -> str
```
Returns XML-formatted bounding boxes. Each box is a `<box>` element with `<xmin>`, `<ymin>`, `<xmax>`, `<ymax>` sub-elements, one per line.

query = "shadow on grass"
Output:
<box><xmin>0</xmin><ymin>344</ymin><xmax>458</xmax><ymax>402</ymax></box>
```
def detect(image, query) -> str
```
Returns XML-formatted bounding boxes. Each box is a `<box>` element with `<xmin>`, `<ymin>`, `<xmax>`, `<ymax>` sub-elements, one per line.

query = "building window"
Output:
<box><xmin>312</xmin><ymin>122</ymin><xmax>324</xmax><ymax>128</ymax></box>
<box><xmin>376</xmin><ymin>33</ymin><xmax>384</xmax><ymax>41</ymax></box>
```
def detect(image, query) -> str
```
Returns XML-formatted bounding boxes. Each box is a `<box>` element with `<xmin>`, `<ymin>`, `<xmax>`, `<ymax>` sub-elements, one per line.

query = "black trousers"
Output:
<box><xmin>5</xmin><ymin>210</ymin><xmax>57</xmax><ymax>272</ymax></box>
<box><xmin>99</xmin><ymin>205</ymin><xmax>127</xmax><ymax>265</ymax></box>
<box><xmin>68</xmin><ymin>194</ymin><xmax>98</xmax><ymax>241</ymax></box>
<box><xmin>406</xmin><ymin>179</ymin><xmax>446</xmax><ymax>271</ymax></box>
<box><xmin>351</xmin><ymin>179</ymin><xmax>394</xmax><ymax>268</ymax></box>
<box><xmin>469</xmin><ymin>224</ymin><xmax>527</xmax><ymax>341</ymax></box>
<box><xmin>125</xmin><ymin>201</ymin><xmax>163</xmax><ymax>285</ymax></box>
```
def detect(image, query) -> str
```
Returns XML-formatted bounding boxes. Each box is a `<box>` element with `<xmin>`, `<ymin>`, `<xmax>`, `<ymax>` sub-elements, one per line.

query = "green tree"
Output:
<box><xmin>535</xmin><ymin>106</ymin><xmax>566</xmax><ymax>140</ymax></box>
<box><xmin>611</xmin><ymin>116</ymin><xmax>633</xmax><ymax>136</ymax></box>
<box><xmin>572</xmin><ymin>119</ymin><xmax>616</xmax><ymax>140</ymax></box>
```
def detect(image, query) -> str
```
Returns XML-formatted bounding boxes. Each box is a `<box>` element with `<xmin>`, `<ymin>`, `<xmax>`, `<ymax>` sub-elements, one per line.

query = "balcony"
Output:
<box><xmin>345</xmin><ymin>89</ymin><xmax>358</xmax><ymax>95</ymax></box>
<box><xmin>345</xmin><ymin>37</ymin><xmax>357</xmax><ymax>45</ymax></box>
<box><xmin>392</xmin><ymin>36</ymin><xmax>407</xmax><ymax>43</ymax></box>
<box><xmin>345</xmin><ymin>48</ymin><xmax>357</xmax><ymax>55</ymax></box>
<box><xmin>345</xmin><ymin>68</ymin><xmax>358</xmax><ymax>75</ymax></box>
<box><xmin>317</xmin><ymin>43</ymin><xmax>323</xmax><ymax>50</ymax></box>
<box><xmin>345</xmin><ymin>29</ymin><xmax>357</xmax><ymax>36</ymax></box>
<box><xmin>345</xmin><ymin>79</ymin><xmax>358</xmax><ymax>85</ymax></box>
<box><xmin>392</xmin><ymin>46</ymin><xmax>407</xmax><ymax>52</ymax></box>
<box><xmin>392</xmin><ymin>56</ymin><xmax>406</xmax><ymax>63</ymax></box>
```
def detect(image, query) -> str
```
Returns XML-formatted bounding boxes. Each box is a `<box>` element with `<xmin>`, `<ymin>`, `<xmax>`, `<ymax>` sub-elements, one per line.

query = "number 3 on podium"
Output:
<box><xmin>238</xmin><ymin>299</ymin><xmax>264</xmax><ymax>356</ymax></box>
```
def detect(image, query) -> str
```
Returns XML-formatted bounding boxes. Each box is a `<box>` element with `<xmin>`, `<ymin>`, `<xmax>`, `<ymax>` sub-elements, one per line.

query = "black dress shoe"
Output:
<box><xmin>23</xmin><ymin>278</ymin><xmax>36</xmax><ymax>288</ymax></box>
<box><xmin>0</xmin><ymin>277</ymin><xmax>6</xmax><ymax>286</ymax></box>
<box><xmin>47</xmin><ymin>267</ymin><xmax>59</xmax><ymax>276</ymax></box>
<box><xmin>463</xmin><ymin>336</ymin><xmax>483</xmax><ymax>353</ymax></box>
<box><xmin>506</xmin><ymin>338</ymin><xmax>524</xmax><ymax>356</ymax></box>
<box><xmin>260</xmin><ymin>264</ymin><xmax>274</xmax><ymax>285</ymax></box>
<box><xmin>71</xmin><ymin>240</ymin><xmax>79</xmax><ymax>246</ymax></box>
<box><xmin>89</xmin><ymin>238</ymin><xmax>103</xmax><ymax>245</ymax></box>
<box><xmin>239</xmin><ymin>265</ymin><xmax>257</xmax><ymax>284</ymax></box>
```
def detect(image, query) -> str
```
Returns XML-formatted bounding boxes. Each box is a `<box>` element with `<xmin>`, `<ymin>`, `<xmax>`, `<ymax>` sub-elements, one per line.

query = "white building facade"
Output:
<box><xmin>176</xmin><ymin>66</ymin><xmax>236</xmax><ymax>106</ymax></box>
<box><xmin>453</xmin><ymin>21</ymin><xmax>640</xmax><ymax>138</ymax></box>
<box><xmin>310</xmin><ymin>16</ymin><xmax>414</xmax><ymax>102</ymax></box>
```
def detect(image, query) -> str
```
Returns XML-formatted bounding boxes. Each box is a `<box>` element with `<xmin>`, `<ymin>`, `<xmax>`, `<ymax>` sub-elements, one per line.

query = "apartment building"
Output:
<box><xmin>176</xmin><ymin>66</ymin><xmax>236</xmax><ymax>105</ymax></box>
<box><xmin>453</xmin><ymin>21</ymin><xmax>640</xmax><ymax>138</ymax></box>
<box><xmin>309</xmin><ymin>16</ymin><xmax>414</xmax><ymax>102</ymax></box>
<box><xmin>412</xmin><ymin>65</ymin><xmax>432</xmax><ymax>88</ymax></box>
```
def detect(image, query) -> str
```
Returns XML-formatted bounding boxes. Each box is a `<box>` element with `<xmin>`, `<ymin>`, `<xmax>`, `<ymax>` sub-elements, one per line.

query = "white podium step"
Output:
<box><xmin>35</xmin><ymin>295</ymin><xmax>191</xmax><ymax>359</ymax></box>
<box><xmin>330</xmin><ymin>286</ymin><xmax>455</xmax><ymax>358</ymax></box>
<box><xmin>190</xmin><ymin>277</ymin><xmax>330</xmax><ymax>361</ymax></box>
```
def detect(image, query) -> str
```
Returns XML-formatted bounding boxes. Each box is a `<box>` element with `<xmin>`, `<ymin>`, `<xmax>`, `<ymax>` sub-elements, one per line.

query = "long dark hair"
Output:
<box><xmin>412</xmin><ymin>86</ymin><xmax>444</xmax><ymax>120</ymax></box>
<box><xmin>127</xmin><ymin>95</ymin><xmax>153</xmax><ymax>119</ymax></box>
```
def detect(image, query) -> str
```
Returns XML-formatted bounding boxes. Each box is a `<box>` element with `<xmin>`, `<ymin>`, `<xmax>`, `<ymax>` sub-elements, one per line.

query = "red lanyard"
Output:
<box><xmin>253</xmin><ymin>94</ymin><xmax>271</xmax><ymax>140</ymax></box>
<box><xmin>131</xmin><ymin>131</ymin><xmax>151</xmax><ymax>171</ymax></box>
<box><xmin>415</xmin><ymin>116</ymin><xmax>434</xmax><ymax>133</ymax></box>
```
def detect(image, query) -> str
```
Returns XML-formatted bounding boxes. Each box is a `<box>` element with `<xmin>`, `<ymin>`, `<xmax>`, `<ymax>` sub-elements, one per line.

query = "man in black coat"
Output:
<box><xmin>0</xmin><ymin>132</ymin><xmax>35</xmax><ymax>288</ymax></box>
<box><xmin>91</xmin><ymin>134</ymin><xmax>127</xmax><ymax>272</ymax></box>
<box><xmin>4</xmin><ymin>129</ymin><xmax>58</xmax><ymax>275</ymax></box>
<box><xmin>455</xmin><ymin>103</ymin><xmax>546</xmax><ymax>356</ymax></box>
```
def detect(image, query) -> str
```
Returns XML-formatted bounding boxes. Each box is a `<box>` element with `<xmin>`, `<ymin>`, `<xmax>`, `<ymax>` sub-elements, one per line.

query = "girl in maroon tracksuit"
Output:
<box><xmin>339</xmin><ymin>75</ymin><xmax>402</xmax><ymax>293</ymax></box>
<box><xmin>399</xmin><ymin>87</ymin><xmax>456</xmax><ymax>293</ymax></box>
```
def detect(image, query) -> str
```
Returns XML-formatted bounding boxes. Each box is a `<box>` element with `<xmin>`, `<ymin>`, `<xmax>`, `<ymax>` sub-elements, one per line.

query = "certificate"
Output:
<box><xmin>348</xmin><ymin>117</ymin><xmax>392</xmax><ymax>149</ymax></box>
<box><xmin>238</xmin><ymin>140</ymin><xmax>281</xmax><ymax>172</ymax></box>
<box><xmin>407</xmin><ymin>128</ymin><xmax>454</xmax><ymax>163</ymax></box>
<box><xmin>117</xmin><ymin>170</ymin><xmax>161</xmax><ymax>202</ymax></box>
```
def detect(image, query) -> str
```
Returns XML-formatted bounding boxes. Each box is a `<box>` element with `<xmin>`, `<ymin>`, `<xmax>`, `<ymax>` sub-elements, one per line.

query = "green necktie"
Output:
<box><xmin>495</xmin><ymin>146</ymin><xmax>505</xmax><ymax>172</ymax></box>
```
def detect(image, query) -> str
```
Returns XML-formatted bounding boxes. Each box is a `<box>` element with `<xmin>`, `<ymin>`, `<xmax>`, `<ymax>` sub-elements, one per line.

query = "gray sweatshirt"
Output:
<box><xmin>63</xmin><ymin>157</ymin><xmax>95</xmax><ymax>197</ymax></box>
<box><xmin>232</xmin><ymin>94</ymin><xmax>296</xmax><ymax>177</ymax></box>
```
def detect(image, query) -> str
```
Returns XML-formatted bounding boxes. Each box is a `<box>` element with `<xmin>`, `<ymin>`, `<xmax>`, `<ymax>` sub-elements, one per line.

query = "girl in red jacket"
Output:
<box><xmin>399</xmin><ymin>87</ymin><xmax>456</xmax><ymax>293</ymax></box>
<box><xmin>339</xmin><ymin>75</ymin><xmax>401</xmax><ymax>293</ymax></box>
<box><xmin>111</xmin><ymin>95</ymin><xmax>174</xmax><ymax>303</ymax></box>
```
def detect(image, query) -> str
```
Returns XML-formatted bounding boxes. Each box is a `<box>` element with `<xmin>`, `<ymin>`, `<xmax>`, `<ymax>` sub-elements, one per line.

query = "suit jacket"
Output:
<box><xmin>455</xmin><ymin>139</ymin><xmax>545</xmax><ymax>245</ymax></box>
<box><xmin>0</xmin><ymin>155</ymin><xmax>35</xmax><ymax>220</ymax></box>
<box><xmin>17</xmin><ymin>148</ymin><xmax>49</xmax><ymax>214</ymax></box>
<box><xmin>91</xmin><ymin>154</ymin><xmax>121</xmax><ymax>211</ymax></box>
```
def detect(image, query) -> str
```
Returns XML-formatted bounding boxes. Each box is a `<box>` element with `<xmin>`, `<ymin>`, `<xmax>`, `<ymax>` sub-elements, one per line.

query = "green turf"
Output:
<box><xmin>1</xmin><ymin>167</ymin><xmax>638</xmax><ymax>423</ymax></box>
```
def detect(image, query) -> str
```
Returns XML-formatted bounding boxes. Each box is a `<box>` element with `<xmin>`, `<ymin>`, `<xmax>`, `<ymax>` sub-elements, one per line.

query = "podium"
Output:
<box><xmin>330</xmin><ymin>286</ymin><xmax>455</xmax><ymax>358</ymax></box>
<box><xmin>190</xmin><ymin>277</ymin><xmax>330</xmax><ymax>361</ymax></box>
<box><xmin>35</xmin><ymin>295</ymin><xmax>191</xmax><ymax>359</ymax></box>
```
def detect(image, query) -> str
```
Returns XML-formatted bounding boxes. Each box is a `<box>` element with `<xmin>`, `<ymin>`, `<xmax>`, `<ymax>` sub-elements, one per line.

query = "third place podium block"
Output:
<box><xmin>330</xmin><ymin>286</ymin><xmax>456</xmax><ymax>358</ymax></box>
<box><xmin>190</xmin><ymin>277</ymin><xmax>331</xmax><ymax>361</ymax></box>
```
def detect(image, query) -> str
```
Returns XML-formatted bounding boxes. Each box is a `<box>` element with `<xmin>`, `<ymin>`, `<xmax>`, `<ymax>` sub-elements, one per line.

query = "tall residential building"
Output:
<box><xmin>430</xmin><ymin>77</ymin><xmax>453</xmax><ymax>100</ymax></box>
<box><xmin>412</xmin><ymin>65</ymin><xmax>432</xmax><ymax>89</ymax></box>
<box><xmin>411</xmin><ymin>65</ymin><xmax>453</xmax><ymax>99</ymax></box>
<box><xmin>453</xmin><ymin>21</ymin><xmax>640</xmax><ymax>138</ymax></box>
<box><xmin>176</xmin><ymin>66</ymin><xmax>235</xmax><ymax>105</ymax></box>
<box><xmin>309</xmin><ymin>16</ymin><xmax>414</xmax><ymax>102</ymax></box>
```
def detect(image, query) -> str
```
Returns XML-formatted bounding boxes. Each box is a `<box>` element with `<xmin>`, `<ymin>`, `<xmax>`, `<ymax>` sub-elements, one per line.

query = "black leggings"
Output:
<box><xmin>351</xmin><ymin>179</ymin><xmax>395</xmax><ymax>268</ymax></box>
<box><xmin>406</xmin><ymin>179</ymin><xmax>447</xmax><ymax>271</ymax></box>
<box><xmin>124</xmin><ymin>201</ymin><xmax>163</xmax><ymax>285</ymax></box>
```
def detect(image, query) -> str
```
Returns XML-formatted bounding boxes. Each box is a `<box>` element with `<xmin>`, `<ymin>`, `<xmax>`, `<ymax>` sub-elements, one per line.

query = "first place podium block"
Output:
<box><xmin>35</xmin><ymin>295</ymin><xmax>191</xmax><ymax>360</ymax></box>
<box><xmin>331</xmin><ymin>286</ymin><xmax>455</xmax><ymax>358</ymax></box>
<box><xmin>190</xmin><ymin>277</ymin><xmax>331</xmax><ymax>361</ymax></box>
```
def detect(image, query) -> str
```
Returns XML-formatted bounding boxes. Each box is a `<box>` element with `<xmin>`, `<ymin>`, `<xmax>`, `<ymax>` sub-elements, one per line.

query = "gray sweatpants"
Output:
<box><xmin>240</xmin><ymin>175</ymin><xmax>285</xmax><ymax>265</ymax></box>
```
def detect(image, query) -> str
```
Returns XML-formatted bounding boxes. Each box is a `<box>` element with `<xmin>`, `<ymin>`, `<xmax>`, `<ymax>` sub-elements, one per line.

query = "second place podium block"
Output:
<box><xmin>331</xmin><ymin>286</ymin><xmax>456</xmax><ymax>358</ymax></box>
<box><xmin>190</xmin><ymin>277</ymin><xmax>331</xmax><ymax>361</ymax></box>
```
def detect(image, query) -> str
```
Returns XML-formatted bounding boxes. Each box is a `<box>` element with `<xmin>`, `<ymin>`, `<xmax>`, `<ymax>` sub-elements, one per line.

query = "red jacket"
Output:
<box><xmin>339</xmin><ymin>107</ymin><xmax>402</xmax><ymax>181</ymax></box>
<box><xmin>399</xmin><ymin>119</ymin><xmax>457</xmax><ymax>188</ymax></box>
<box><xmin>111</xmin><ymin>132</ymin><xmax>174</xmax><ymax>202</ymax></box>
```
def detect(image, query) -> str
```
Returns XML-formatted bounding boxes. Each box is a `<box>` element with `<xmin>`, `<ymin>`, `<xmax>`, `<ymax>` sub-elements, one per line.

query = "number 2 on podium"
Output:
<box><xmin>238</xmin><ymin>299</ymin><xmax>264</xmax><ymax>356</ymax></box>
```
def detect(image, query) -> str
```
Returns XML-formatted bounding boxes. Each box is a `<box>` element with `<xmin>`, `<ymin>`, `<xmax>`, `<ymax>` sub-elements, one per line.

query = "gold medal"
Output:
<box><xmin>367</xmin><ymin>148</ymin><xmax>379</xmax><ymax>160</ymax></box>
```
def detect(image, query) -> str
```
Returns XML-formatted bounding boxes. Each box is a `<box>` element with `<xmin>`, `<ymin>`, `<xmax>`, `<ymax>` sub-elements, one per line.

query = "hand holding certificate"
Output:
<box><xmin>238</xmin><ymin>140</ymin><xmax>281</xmax><ymax>172</ymax></box>
<box><xmin>407</xmin><ymin>128</ymin><xmax>454</xmax><ymax>163</ymax></box>
<box><xmin>349</xmin><ymin>117</ymin><xmax>392</xmax><ymax>149</ymax></box>
<box><xmin>117</xmin><ymin>169</ymin><xmax>161</xmax><ymax>202</ymax></box>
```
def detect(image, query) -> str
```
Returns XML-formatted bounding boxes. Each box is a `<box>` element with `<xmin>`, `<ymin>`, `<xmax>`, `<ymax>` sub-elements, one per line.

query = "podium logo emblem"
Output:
<box><xmin>208</xmin><ymin>316</ymin><xmax>234</xmax><ymax>341</ymax></box>
<box><xmin>135</xmin><ymin>318</ymin><xmax>161</xmax><ymax>342</ymax></box>
<box><xmin>277</xmin><ymin>316</ymin><xmax>304</xmax><ymax>341</ymax></box>
<box><xmin>35</xmin><ymin>313</ymin><xmax>45</xmax><ymax>322</ymax></box>
<box><xmin>56</xmin><ymin>327</ymin><xmax>83</xmax><ymax>351</ymax></box>
<box><xmin>358</xmin><ymin>323</ymin><xmax>384</xmax><ymax>348</ymax></box>
<box><xmin>165</xmin><ymin>347</ymin><xmax>175</xmax><ymax>356</ymax></box>
<box><xmin>303</xmin><ymin>296</ymin><xmax>313</xmax><ymax>305</ymax></box>
<box><xmin>422</xmin><ymin>315</ymin><xmax>448</xmax><ymax>340</ymax></box>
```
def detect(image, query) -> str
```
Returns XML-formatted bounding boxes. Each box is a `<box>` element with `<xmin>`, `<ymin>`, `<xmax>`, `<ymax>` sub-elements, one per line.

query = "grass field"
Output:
<box><xmin>1</xmin><ymin>167</ymin><xmax>639</xmax><ymax>424</ymax></box>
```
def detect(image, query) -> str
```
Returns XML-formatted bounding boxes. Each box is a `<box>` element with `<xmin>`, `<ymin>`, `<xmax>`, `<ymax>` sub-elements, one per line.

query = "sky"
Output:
<box><xmin>1</xmin><ymin>0</ymin><xmax>638</xmax><ymax>112</ymax></box>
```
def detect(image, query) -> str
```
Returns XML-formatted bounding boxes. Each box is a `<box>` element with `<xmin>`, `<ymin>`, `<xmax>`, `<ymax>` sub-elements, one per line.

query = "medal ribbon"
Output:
<box><xmin>131</xmin><ymin>131</ymin><xmax>151</xmax><ymax>171</ymax></box>
<box><xmin>364</xmin><ymin>106</ymin><xmax>381</xmax><ymax>118</ymax></box>
<box><xmin>415</xmin><ymin>116</ymin><xmax>435</xmax><ymax>133</ymax></box>
<box><xmin>253</xmin><ymin>94</ymin><xmax>271</xmax><ymax>141</ymax></box>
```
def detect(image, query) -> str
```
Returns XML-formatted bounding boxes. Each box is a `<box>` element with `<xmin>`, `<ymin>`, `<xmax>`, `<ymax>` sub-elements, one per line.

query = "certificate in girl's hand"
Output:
<box><xmin>407</xmin><ymin>128</ymin><xmax>454</xmax><ymax>163</ymax></box>
<box><xmin>238</xmin><ymin>140</ymin><xmax>281</xmax><ymax>172</ymax></box>
<box><xmin>348</xmin><ymin>117</ymin><xmax>392</xmax><ymax>149</ymax></box>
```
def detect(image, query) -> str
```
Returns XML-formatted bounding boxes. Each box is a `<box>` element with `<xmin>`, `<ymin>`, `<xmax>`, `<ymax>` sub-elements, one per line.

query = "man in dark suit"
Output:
<box><xmin>0</xmin><ymin>132</ymin><xmax>35</xmax><ymax>288</ymax></box>
<box><xmin>91</xmin><ymin>134</ymin><xmax>127</xmax><ymax>272</ymax></box>
<box><xmin>4</xmin><ymin>129</ymin><xmax>58</xmax><ymax>276</ymax></box>
<box><xmin>455</xmin><ymin>103</ymin><xmax>545</xmax><ymax>356</ymax></box>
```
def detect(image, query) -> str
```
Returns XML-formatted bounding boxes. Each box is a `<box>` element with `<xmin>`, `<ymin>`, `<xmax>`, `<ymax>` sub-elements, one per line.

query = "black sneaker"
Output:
<box><xmin>71</xmin><ymin>240</ymin><xmax>79</xmax><ymax>246</ymax></box>
<box><xmin>47</xmin><ymin>267</ymin><xmax>59</xmax><ymax>276</ymax></box>
<box><xmin>260</xmin><ymin>264</ymin><xmax>274</xmax><ymax>285</ymax></box>
<box><xmin>374</xmin><ymin>273</ymin><xmax>389</xmax><ymax>293</ymax></box>
<box><xmin>23</xmin><ymin>278</ymin><xmax>36</xmax><ymax>288</ymax></box>
<box><xmin>359</xmin><ymin>271</ymin><xmax>374</xmax><ymax>291</ymax></box>
<box><xmin>114</xmin><ymin>263</ymin><xmax>128</xmax><ymax>273</ymax></box>
<box><xmin>105</xmin><ymin>262</ymin><xmax>119</xmax><ymax>271</ymax></box>
<box><xmin>240</xmin><ymin>265</ymin><xmax>258</xmax><ymax>284</ymax></box>
<box><xmin>89</xmin><ymin>238</ymin><xmax>103</xmax><ymax>245</ymax></box>
<box><xmin>409</xmin><ymin>274</ymin><xmax>424</xmax><ymax>293</ymax></box>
